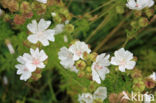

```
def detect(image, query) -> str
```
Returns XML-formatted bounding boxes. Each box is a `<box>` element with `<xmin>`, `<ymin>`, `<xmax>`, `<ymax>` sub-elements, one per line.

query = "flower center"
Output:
<box><xmin>23</xmin><ymin>68</ymin><xmax>28</xmax><ymax>71</ymax></box>
<box><xmin>136</xmin><ymin>4</ymin><xmax>139</xmax><ymax>7</ymax></box>
<box><xmin>37</xmin><ymin>32</ymin><xmax>43</xmax><ymax>37</ymax></box>
<box><xmin>76</xmin><ymin>50</ymin><xmax>82</xmax><ymax>56</ymax></box>
<box><xmin>120</xmin><ymin>59</ymin><xmax>126</xmax><ymax>66</ymax></box>
<box><xmin>95</xmin><ymin>63</ymin><xmax>103</xmax><ymax>70</ymax></box>
<box><xmin>33</xmin><ymin>58</ymin><xmax>40</xmax><ymax>65</ymax></box>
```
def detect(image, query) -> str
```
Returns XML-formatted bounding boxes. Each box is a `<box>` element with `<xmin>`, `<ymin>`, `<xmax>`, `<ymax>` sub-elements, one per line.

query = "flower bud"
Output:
<box><xmin>13</xmin><ymin>15</ymin><xmax>26</xmax><ymax>25</ymax></box>
<box><xmin>8</xmin><ymin>0</ymin><xmax>19</xmax><ymax>12</ymax></box>
<box><xmin>64</xmin><ymin>24</ymin><xmax>74</xmax><ymax>33</ymax></box>
<box><xmin>145</xmin><ymin>9</ymin><xmax>154</xmax><ymax>18</ymax></box>
<box><xmin>75</xmin><ymin>60</ymin><xmax>86</xmax><ymax>70</ymax></box>
<box><xmin>20</xmin><ymin>1</ymin><xmax>31</xmax><ymax>14</ymax></box>
<box><xmin>131</xmin><ymin>69</ymin><xmax>142</xmax><ymax>79</ymax></box>
<box><xmin>134</xmin><ymin>11</ymin><xmax>142</xmax><ymax>17</ymax></box>
<box><xmin>144</xmin><ymin>78</ymin><xmax>155</xmax><ymax>89</ymax></box>
<box><xmin>86</xmin><ymin>73</ymin><xmax>92</xmax><ymax>80</ymax></box>
<box><xmin>130</xmin><ymin>21</ymin><xmax>138</xmax><ymax>28</ymax></box>
<box><xmin>3</xmin><ymin>14</ymin><xmax>11</xmax><ymax>22</ymax></box>
<box><xmin>116</xmin><ymin>6</ymin><xmax>124</xmax><ymax>14</ymax></box>
<box><xmin>78</xmin><ymin>71</ymin><xmax>85</xmax><ymax>78</ymax></box>
<box><xmin>31</xmin><ymin>69</ymin><xmax>42</xmax><ymax>81</ymax></box>
<box><xmin>89</xmin><ymin>52</ymin><xmax>98</xmax><ymax>62</ymax></box>
<box><xmin>133</xmin><ymin>81</ymin><xmax>145</xmax><ymax>92</ymax></box>
<box><xmin>139</xmin><ymin>17</ymin><xmax>149</xmax><ymax>27</ymax></box>
<box><xmin>93</xmin><ymin>98</ymin><xmax>103</xmax><ymax>103</ymax></box>
<box><xmin>86</xmin><ymin>66</ymin><xmax>92</xmax><ymax>73</ymax></box>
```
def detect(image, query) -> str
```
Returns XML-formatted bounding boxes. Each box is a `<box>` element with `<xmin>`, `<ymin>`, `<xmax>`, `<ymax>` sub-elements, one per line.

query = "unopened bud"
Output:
<box><xmin>14</xmin><ymin>15</ymin><xmax>26</xmax><ymax>25</ymax></box>
<box><xmin>116</xmin><ymin>6</ymin><xmax>124</xmax><ymax>14</ymax></box>
<box><xmin>130</xmin><ymin>21</ymin><xmax>138</xmax><ymax>28</ymax></box>
<box><xmin>145</xmin><ymin>9</ymin><xmax>154</xmax><ymax>18</ymax></box>
<box><xmin>75</xmin><ymin>60</ymin><xmax>86</xmax><ymax>70</ymax></box>
<box><xmin>78</xmin><ymin>71</ymin><xmax>85</xmax><ymax>78</ymax></box>
<box><xmin>65</xmin><ymin>24</ymin><xmax>74</xmax><ymax>33</ymax></box>
<box><xmin>20</xmin><ymin>1</ymin><xmax>31</xmax><ymax>13</ymax></box>
<box><xmin>5</xmin><ymin>39</ymin><xmax>15</xmax><ymax>54</ymax></box>
<box><xmin>144</xmin><ymin>78</ymin><xmax>155</xmax><ymax>89</ymax></box>
<box><xmin>139</xmin><ymin>17</ymin><xmax>149</xmax><ymax>27</ymax></box>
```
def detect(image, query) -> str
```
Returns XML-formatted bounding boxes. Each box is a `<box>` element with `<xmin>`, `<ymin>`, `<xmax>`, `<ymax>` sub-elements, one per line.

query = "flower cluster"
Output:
<box><xmin>15</xmin><ymin>48</ymin><xmax>48</xmax><ymax>81</ymax></box>
<box><xmin>78</xmin><ymin>86</ymin><xmax>107</xmax><ymax>103</ymax></box>
<box><xmin>126</xmin><ymin>0</ymin><xmax>154</xmax><ymax>10</ymax></box>
<box><xmin>58</xmin><ymin>41</ymin><xmax>136</xmax><ymax>84</ymax></box>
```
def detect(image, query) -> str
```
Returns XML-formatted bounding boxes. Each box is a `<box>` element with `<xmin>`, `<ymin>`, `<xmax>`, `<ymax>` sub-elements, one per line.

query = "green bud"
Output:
<box><xmin>78</xmin><ymin>71</ymin><xmax>85</xmax><ymax>78</ymax></box>
<box><xmin>145</xmin><ymin>9</ymin><xmax>154</xmax><ymax>18</ymax></box>
<box><xmin>86</xmin><ymin>66</ymin><xmax>92</xmax><ymax>73</ymax></box>
<box><xmin>86</xmin><ymin>73</ymin><xmax>92</xmax><ymax>80</ymax></box>
<box><xmin>75</xmin><ymin>60</ymin><xmax>86</xmax><ymax>70</ymax></box>
<box><xmin>139</xmin><ymin>17</ymin><xmax>149</xmax><ymax>27</ymax></box>
<box><xmin>20</xmin><ymin>1</ymin><xmax>31</xmax><ymax>13</ymax></box>
<box><xmin>130</xmin><ymin>21</ymin><xmax>138</xmax><ymax>28</ymax></box>
<box><xmin>89</xmin><ymin>52</ymin><xmax>98</xmax><ymax>62</ymax></box>
<box><xmin>116</xmin><ymin>6</ymin><xmax>124</xmax><ymax>14</ymax></box>
<box><xmin>134</xmin><ymin>11</ymin><xmax>142</xmax><ymax>17</ymax></box>
<box><xmin>133</xmin><ymin>81</ymin><xmax>145</xmax><ymax>92</ymax></box>
<box><xmin>93</xmin><ymin>98</ymin><xmax>103</xmax><ymax>103</ymax></box>
<box><xmin>64</xmin><ymin>24</ymin><xmax>74</xmax><ymax>33</ymax></box>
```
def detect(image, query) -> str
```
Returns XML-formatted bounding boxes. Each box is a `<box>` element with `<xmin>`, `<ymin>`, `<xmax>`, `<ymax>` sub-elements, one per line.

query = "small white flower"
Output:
<box><xmin>58</xmin><ymin>47</ymin><xmax>75</xmax><ymax>69</ymax></box>
<box><xmin>149</xmin><ymin>72</ymin><xmax>156</xmax><ymax>81</ymax></box>
<box><xmin>65</xmin><ymin>20</ymin><xmax>69</xmax><ymax>24</ymax></box>
<box><xmin>78</xmin><ymin>93</ymin><xmax>93</xmax><ymax>103</ymax></box>
<box><xmin>27</xmin><ymin>19</ymin><xmax>55</xmax><ymax>46</ymax></box>
<box><xmin>5</xmin><ymin>39</ymin><xmax>15</xmax><ymax>54</ymax></box>
<box><xmin>126</xmin><ymin>0</ymin><xmax>154</xmax><ymax>10</ymax></box>
<box><xmin>93</xmin><ymin>87</ymin><xmax>107</xmax><ymax>101</ymax></box>
<box><xmin>53</xmin><ymin>24</ymin><xmax>65</xmax><ymax>34</ymax></box>
<box><xmin>69</xmin><ymin>41</ymin><xmax>91</xmax><ymax>61</ymax></box>
<box><xmin>78</xmin><ymin>87</ymin><xmax>107</xmax><ymax>103</ymax></box>
<box><xmin>28</xmin><ymin>48</ymin><xmax>48</xmax><ymax>70</ymax></box>
<box><xmin>111</xmin><ymin>48</ymin><xmax>136</xmax><ymax>72</ymax></box>
<box><xmin>51</xmin><ymin>12</ymin><xmax>56</xmax><ymax>17</ymax></box>
<box><xmin>15</xmin><ymin>48</ymin><xmax>48</xmax><ymax>81</ymax></box>
<box><xmin>0</xmin><ymin>8</ymin><xmax>3</xmax><ymax>16</ymax></box>
<box><xmin>3</xmin><ymin>76</ymin><xmax>8</xmax><ymax>85</ymax></box>
<box><xmin>36</xmin><ymin>0</ymin><xmax>47</xmax><ymax>4</ymax></box>
<box><xmin>15</xmin><ymin>64</ymin><xmax>33</xmax><ymax>81</ymax></box>
<box><xmin>91</xmin><ymin>53</ymin><xmax>110</xmax><ymax>84</ymax></box>
<box><xmin>64</xmin><ymin>35</ymin><xmax>68</xmax><ymax>43</ymax></box>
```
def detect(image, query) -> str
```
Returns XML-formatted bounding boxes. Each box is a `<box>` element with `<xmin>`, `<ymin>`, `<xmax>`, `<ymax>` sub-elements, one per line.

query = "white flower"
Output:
<box><xmin>0</xmin><ymin>8</ymin><xmax>3</xmax><ymax>16</ymax></box>
<box><xmin>111</xmin><ymin>48</ymin><xmax>136</xmax><ymax>72</ymax></box>
<box><xmin>27</xmin><ymin>19</ymin><xmax>55</xmax><ymax>46</ymax></box>
<box><xmin>51</xmin><ymin>12</ymin><xmax>56</xmax><ymax>17</ymax></box>
<box><xmin>64</xmin><ymin>35</ymin><xmax>68</xmax><ymax>43</ymax></box>
<box><xmin>58</xmin><ymin>47</ymin><xmax>75</xmax><ymax>69</ymax></box>
<box><xmin>15</xmin><ymin>64</ymin><xmax>33</xmax><ymax>81</ymax></box>
<box><xmin>78</xmin><ymin>93</ymin><xmax>93</xmax><ymax>103</ymax></box>
<box><xmin>53</xmin><ymin>24</ymin><xmax>65</xmax><ymax>34</ymax></box>
<box><xmin>91</xmin><ymin>53</ymin><xmax>110</xmax><ymax>84</ymax></box>
<box><xmin>69</xmin><ymin>41</ymin><xmax>91</xmax><ymax>61</ymax></box>
<box><xmin>17</xmin><ymin>48</ymin><xmax>48</xmax><ymax>71</ymax></box>
<box><xmin>36</xmin><ymin>0</ymin><xmax>47</xmax><ymax>4</ymax></box>
<box><xmin>15</xmin><ymin>48</ymin><xmax>48</xmax><ymax>81</ymax></box>
<box><xmin>149</xmin><ymin>72</ymin><xmax>156</xmax><ymax>81</ymax></box>
<box><xmin>28</xmin><ymin>48</ymin><xmax>48</xmax><ymax>70</ymax></box>
<box><xmin>78</xmin><ymin>87</ymin><xmax>107</xmax><ymax>103</ymax></box>
<box><xmin>93</xmin><ymin>87</ymin><xmax>107</xmax><ymax>101</ymax></box>
<box><xmin>126</xmin><ymin>0</ymin><xmax>154</xmax><ymax>10</ymax></box>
